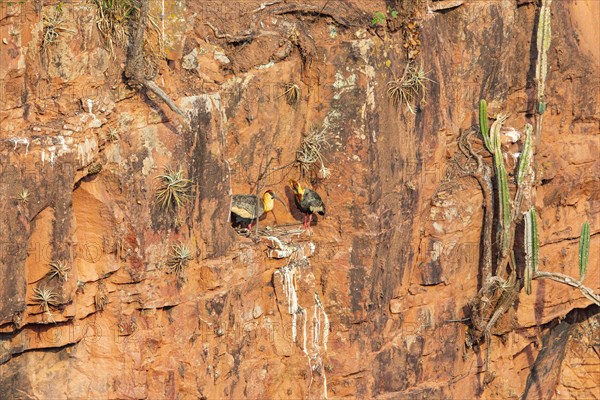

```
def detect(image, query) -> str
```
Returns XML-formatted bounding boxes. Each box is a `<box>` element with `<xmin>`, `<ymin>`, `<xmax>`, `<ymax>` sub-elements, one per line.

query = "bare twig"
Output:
<box><xmin>143</xmin><ymin>80</ymin><xmax>187</xmax><ymax>118</ymax></box>
<box><xmin>15</xmin><ymin>389</ymin><xmax>39</xmax><ymax>400</ymax></box>
<box><xmin>482</xmin><ymin>266</ymin><xmax>518</xmax><ymax>372</ymax></box>
<box><xmin>533</xmin><ymin>271</ymin><xmax>600</xmax><ymax>305</ymax></box>
<box><xmin>242</xmin><ymin>1</ymin><xmax>282</xmax><ymax>16</ymax></box>
<box><xmin>271</xmin><ymin>3</ymin><xmax>356</xmax><ymax>27</ymax></box>
<box><xmin>125</xmin><ymin>0</ymin><xmax>187</xmax><ymax>122</ymax></box>
<box><xmin>446</xmin><ymin>317</ymin><xmax>471</xmax><ymax>323</ymax></box>
<box><xmin>459</xmin><ymin>130</ymin><xmax>494</xmax><ymax>281</ymax></box>
<box><xmin>205</xmin><ymin>22</ymin><xmax>257</xmax><ymax>43</ymax></box>
<box><xmin>254</xmin><ymin>132</ymin><xmax>278</xmax><ymax>236</ymax></box>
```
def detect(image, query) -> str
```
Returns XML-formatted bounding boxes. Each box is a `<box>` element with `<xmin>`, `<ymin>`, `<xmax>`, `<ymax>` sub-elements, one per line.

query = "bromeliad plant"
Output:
<box><xmin>32</xmin><ymin>286</ymin><xmax>60</xmax><ymax>323</ymax></box>
<box><xmin>17</xmin><ymin>188</ymin><xmax>30</xmax><ymax>204</ymax></box>
<box><xmin>295</xmin><ymin>126</ymin><xmax>332</xmax><ymax>180</ymax></box>
<box><xmin>166</xmin><ymin>243</ymin><xmax>193</xmax><ymax>284</ymax></box>
<box><xmin>282</xmin><ymin>83</ymin><xmax>300</xmax><ymax>106</ymax></box>
<box><xmin>387</xmin><ymin>61</ymin><xmax>431</xmax><ymax>114</ymax></box>
<box><xmin>154</xmin><ymin>167</ymin><xmax>193</xmax><ymax>212</ymax></box>
<box><xmin>47</xmin><ymin>260</ymin><xmax>70</xmax><ymax>282</ymax></box>
<box><xmin>92</xmin><ymin>0</ymin><xmax>134</xmax><ymax>56</ymax></box>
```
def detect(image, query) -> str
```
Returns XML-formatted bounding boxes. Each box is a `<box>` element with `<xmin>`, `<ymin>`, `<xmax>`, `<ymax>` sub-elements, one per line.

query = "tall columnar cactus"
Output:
<box><xmin>524</xmin><ymin>208</ymin><xmax>539</xmax><ymax>295</ymax></box>
<box><xmin>516</xmin><ymin>124</ymin><xmax>533</xmax><ymax>185</ymax></box>
<box><xmin>480</xmin><ymin>100</ymin><xmax>492</xmax><ymax>152</ymax></box>
<box><xmin>471</xmin><ymin>1</ymin><xmax>600</xmax><ymax>376</ymax></box>
<box><xmin>489</xmin><ymin>114</ymin><xmax>511</xmax><ymax>255</ymax></box>
<box><xmin>536</xmin><ymin>0</ymin><xmax>552</xmax><ymax>114</ymax></box>
<box><xmin>579</xmin><ymin>221</ymin><xmax>590</xmax><ymax>281</ymax></box>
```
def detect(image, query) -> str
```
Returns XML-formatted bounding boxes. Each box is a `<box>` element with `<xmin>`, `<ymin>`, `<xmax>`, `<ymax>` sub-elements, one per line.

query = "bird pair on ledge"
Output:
<box><xmin>230</xmin><ymin>179</ymin><xmax>326</xmax><ymax>234</ymax></box>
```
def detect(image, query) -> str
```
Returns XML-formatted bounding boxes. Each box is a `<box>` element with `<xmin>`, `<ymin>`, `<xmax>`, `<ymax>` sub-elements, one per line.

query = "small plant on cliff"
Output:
<box><xmin>154</xmin><ymin>167</ymin><xmax>193</xmax><ymax>212</ymax></box>
<box><xmin>296</xmin><ymin>126</ymin><xmax>331</xmax><ymax>180</ymax></box>
<box><xmin>32</xmin><ymin>286</ymin><xmax>60</xmax><ymax>322</ymax></box>
<box><xmin>282</xmin><ymin>83</ymin><xmax>300</xmax><ymax>106</ymax></box>
<box><xmin>107</xmin><ymin>127</ymin><xmax>120</xmax><ymax>142</ymax></box>
<box><xmin>371</xmin><ymin>11</ymin><xmax>386</xmax><ymax>26</ymax></box>
<box><xmin>92</xmin><ymin>0</ymin><xmax>134</xmax><ymax>56</ymax></box>
<box><xmin>166</xmin><ymin>243</ymin><xmax>192</xmax><ymax>284</ymax></box>
<box><xmin>371</xmin><ymin>8</ymin><xmax>399</xmax><ymax>27</ymax></box>
<box><xmin>17</xmin><ymin>188</ymin><xmax>29</xmax><ymax>204</ymax></box>
<box><xmin>95</xmin><ymin>281</ymin><xmax>109</xmax><ymax>311</ymax></box>
<box><xmin>76</xmin><ymin>279</ymin><xmax>86</xmax><ymax>294</ymax></box>
<box><xmin>387</xmin><ymin>61</ymin><xmax>431</xmax><ymax>114</ymax></box>
<box><xmin>41</xmin><ymin>2</ymin><xmax>72</xmax><ymax>55</ymax></box>
<box><xmin>47</xmin><ymin>260</ymin><xmax>70</xmax><ymax>282</ymax></box>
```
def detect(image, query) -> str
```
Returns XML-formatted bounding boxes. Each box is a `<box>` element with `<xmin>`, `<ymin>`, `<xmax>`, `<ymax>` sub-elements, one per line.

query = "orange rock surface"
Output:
<box><xmin>0</xmin><ymin>0</ymin><xmax>598</xmax><ymax>399</ymax></box>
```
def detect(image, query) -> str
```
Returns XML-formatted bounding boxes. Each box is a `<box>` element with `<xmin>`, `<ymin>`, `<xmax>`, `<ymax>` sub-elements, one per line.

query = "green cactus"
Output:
<box><xmin>490</xmin><ymin>115</ymin><xmax>511</xmax><ymax>255</ymax></box>
<box><xmin>536</xmin><ymin>0</ymin><xmax>553</xmax><ymax>115</ymax></box>
<box><xmin>479</xmin><ymin>100</ymin><xmax>492</xmax><ymax>152</ymax></box>
<box><xmin>497</xmin><ymin>159</ymin><xmax>511</xmax><ymax>254</ymax></box>
<box><xmin>491</xmin><ymin>114</ymin><xmax>508</xmax><ymax>151</ymax></box>
<box><xmin>579</xmin><ymin>221</ymin><xmax>590</xmax><ymax>281</ymax></box>
<box><xmin>517</xmin><ymin>124</ymin><xmax>533</xmax><ymax>185</ymax></box>
<box><xmin>524</xmin><ymin>208</ymin><xmax>539</xmax><ymax>295</ymax></box>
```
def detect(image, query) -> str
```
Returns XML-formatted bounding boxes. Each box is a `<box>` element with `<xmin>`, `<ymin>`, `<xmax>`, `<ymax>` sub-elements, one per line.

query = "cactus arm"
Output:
<box><xmin>517</xmin><ymin>124</ymin><xmax>533</xmax><ymax>185</ymax></box>
<box><xmin>524</xmin><ymin>208</ymin><xmax>539</xmax><ymax>295</ymax></box>
<box><xmin>579</xmin><ymin>221</ymin><xmax>590</xmax><ymax>281</ymax></box>
<box><xmin>480</xmin><ymin>100</ymin><xmax>493</xmax><ymax>152</ymax></box>
<box><xmin>536</xmin><ymin>0</ymin><xmax>553</xmax><ymax>114</ymax></box>
<box><xmin>489</xmin><ymin>114</ymin><xmax>511</xmax><ymax>255</ymax></box>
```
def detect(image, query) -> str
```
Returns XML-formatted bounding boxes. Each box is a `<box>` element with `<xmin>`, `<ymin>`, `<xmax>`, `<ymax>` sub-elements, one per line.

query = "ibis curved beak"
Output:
<box><xmin>272</xmin><ymin>193</ymin><xmax>289</xmax><ymax>213</ymax></box>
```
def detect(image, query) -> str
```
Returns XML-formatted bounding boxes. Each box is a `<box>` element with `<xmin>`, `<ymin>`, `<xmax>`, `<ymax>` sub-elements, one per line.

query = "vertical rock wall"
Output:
<box><xmin>0</xmin><ymin>0</ymin><xmax>598</xmax><ymax>398</ymax></box>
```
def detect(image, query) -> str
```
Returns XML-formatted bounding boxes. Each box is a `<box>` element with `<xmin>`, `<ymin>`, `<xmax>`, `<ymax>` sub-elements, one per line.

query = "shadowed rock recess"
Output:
<box><xmin>0</xmin><ymin>0</ymin><xmax>598</xmax><ymax>398</ymax></box>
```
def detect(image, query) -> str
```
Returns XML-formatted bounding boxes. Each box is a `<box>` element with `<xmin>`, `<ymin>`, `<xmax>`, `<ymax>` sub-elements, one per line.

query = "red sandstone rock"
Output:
<box><xmin>0</xmin><ymin>0</ymin><xmax>598</xmax><ymax>399</ymax></box>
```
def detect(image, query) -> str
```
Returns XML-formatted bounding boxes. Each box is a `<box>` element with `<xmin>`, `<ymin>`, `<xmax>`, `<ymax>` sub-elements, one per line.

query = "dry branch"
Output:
<box><xmin>271</xmin><ymin>3</ymin><xmax>357</xmax><ymax>27</ymax></box>
<box><xmin>533</xmin><ymin>271</ymin><xmax>600</xmax><ymax>305</ymax></box>
<box><xmin>125</xmin><ymin>0</ymin><xmax>187</xmax><ymax>121</ymax></box>
<box><xmin>205</xmin><ymin>22</ymin><xmax>257</xmax><ymax>43</ymax></box>
<box><xmin>458</xmin><ymin>130</ymin><xmax>494</xmax><ymax>281</ymax></box>
<box><xmin>242</xmin><ymin>1</ymin><xmax>283</xmax><ymax>15</ymax></box>
<box><xmin>143</xmin><ymin>80</ymin><xmax>187</xmax><ymax>118</ymax></box>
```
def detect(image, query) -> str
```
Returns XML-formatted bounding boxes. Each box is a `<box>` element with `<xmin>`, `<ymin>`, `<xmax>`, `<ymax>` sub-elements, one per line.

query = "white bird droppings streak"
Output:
<box><xmin>302</xmin><ymin>308</ymin><xmax>307</xmax><ymax>354</ymax></box>
<box><xmin>322</xmin><ymin>308</ymin><xmax>329</xmax><ymax>352</ymax></box>
<box><xmin>280</xmin><ymin>266</ymin><xmax>299</xmax><ymax>342</ymax></box>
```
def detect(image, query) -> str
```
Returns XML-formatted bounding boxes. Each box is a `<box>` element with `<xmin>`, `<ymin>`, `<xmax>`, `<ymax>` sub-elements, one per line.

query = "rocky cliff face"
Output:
<box><xmin>0</xmin><ymin>0</ymin><xmax>598</xmax><ymax>398</ymax></box>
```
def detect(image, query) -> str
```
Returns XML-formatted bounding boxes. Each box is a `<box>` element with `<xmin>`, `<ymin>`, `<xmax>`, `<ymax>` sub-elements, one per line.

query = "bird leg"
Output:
<box><xmin>307</xmin><ymin>214</ymin><xmax>314</xmax><ymax>235</ymax></box>
<box><xmin>271</xmin><ymin>210</ymin><xmax>279</xmax><ymax>226</ymax></box>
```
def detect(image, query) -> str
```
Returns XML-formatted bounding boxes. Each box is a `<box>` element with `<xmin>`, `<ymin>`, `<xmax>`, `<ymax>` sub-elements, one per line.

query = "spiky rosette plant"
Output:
<box><xmin>166</xmin><ymin>243</ymin><xmax>193</xmax><ymax>284</ymax></box>
<box><xmin>155</xmin><ymin>167</ymin><xmax>193</xmax><ymax>212</ymax></box>
<box><xmin>32</xmin><ymin>286</ymin><xmax>60</xmax><ymax>322</ymax></box>
<box><xmin>47</xmin><ymin>260</ymin><xmax>70</xmax><ymax>282</ymax></box>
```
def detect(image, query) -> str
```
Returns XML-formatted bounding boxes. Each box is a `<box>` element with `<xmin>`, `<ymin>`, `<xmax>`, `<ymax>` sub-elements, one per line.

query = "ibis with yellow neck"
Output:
<box><xmin>289</xmin><ymin>179</ymin><xmax>326</xmax><ymax>230</ymax></box>
<box><xmin>230</xmin><ymin>190</ymin><xmax>285</xmax><ymax>230</ymax></box>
